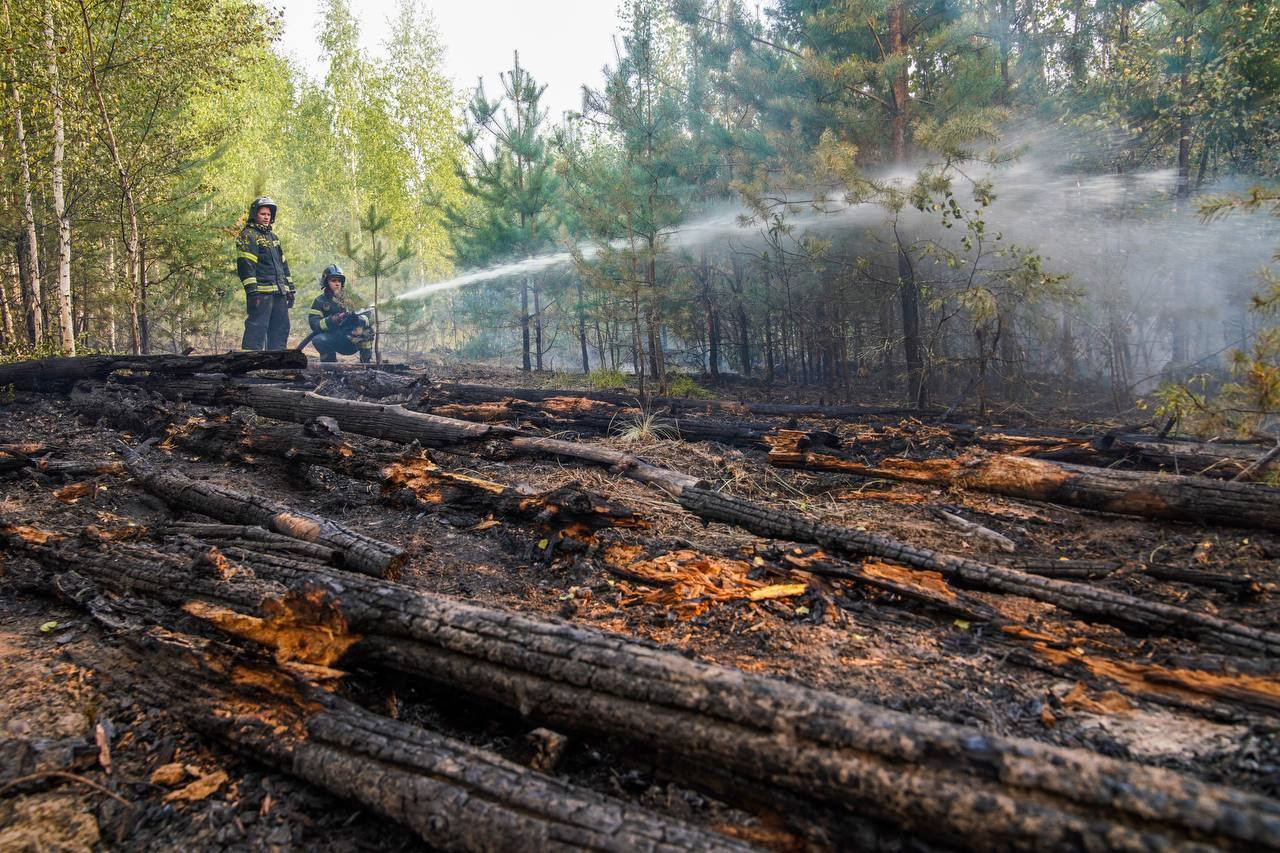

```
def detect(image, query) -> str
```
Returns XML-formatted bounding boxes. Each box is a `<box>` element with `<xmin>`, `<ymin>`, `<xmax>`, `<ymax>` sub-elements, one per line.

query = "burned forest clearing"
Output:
<box><xmin>1</xmin><ymin>352</ymin><xmax>1278</xmax><ymax>851</ymax></box>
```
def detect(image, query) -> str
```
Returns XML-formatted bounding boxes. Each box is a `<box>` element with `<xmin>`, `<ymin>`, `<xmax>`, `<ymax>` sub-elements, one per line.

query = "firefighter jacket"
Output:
<box><xmin>235</xmin><ymin>223</ymin><xmax>294</xmax><ymax>295</ymax></box>
<box><xmin>308</xmin><ymin>291</ymin><xmax>372</xmax><ymax>343</ymax></box>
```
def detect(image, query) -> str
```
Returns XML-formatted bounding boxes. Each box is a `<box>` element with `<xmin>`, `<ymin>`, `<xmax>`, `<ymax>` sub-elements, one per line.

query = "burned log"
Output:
<box><xmin>0</xmin><ymin>350</ymin><xmax>306</xmax><ymax>392</ymax></box>
<box><xmin>143</xmin><ymin>396</ymin><xmax>1275</xmax><ymax>654</ymax></box>
<box><xmin>9</xmin><ymin>567</ymin><xmax>752</xmax><ymax>852</ymax></box>
<box><xmin>427</xmin><ymin>397</ymin><xmax>836</xmax><ymax>449</ymax></box>
<box><xmin>508</xmin><ymin>435</ymin><xmax>708</xmax><ymax>494</ymax></box>
<box><xmin>1100</xmin><ymin>434</ymin><xmax>1280</xmax><ymax>480</ymax></box>
<box><xmin>993</xmin><ymin>556</ymin><xmax>1122</xmax><ymax>580</ymax></box>
<box><xmin>124</xmin><ymin>392</ymin><xmax>1278</xmax><ymax>654</ymax></box>
<box><xmin>676</xmin><ymin>485</ymin><xmax>1280</xmax><ymax>656</ymax></box>
<box><xmin>120</xmin><ymin>446</ymin><xmax>404</xmax><ymax>577</ymax></box>
<box><xmin>432</xmin><ymin>383</ymin><xmax>939</xmax><ymax>420</ymax></box>
<box><xmin>165</xmin><ymin>418</ymin><xmax>643</xmax><ymax>540</ymax></box>
<box><xmin>767</xmin><ymin>431</ymin><xmax>1280</xmax><ymax>532</ymax></box>
<box><xmin>133</xmin><ymin>379</ymin><xmax>516</xmax><ymax>447</ymax></box>
<box><xmin>6</xmin><ymin>525</ymin><xmax>1280</xmax><ymax>852</ymax></box>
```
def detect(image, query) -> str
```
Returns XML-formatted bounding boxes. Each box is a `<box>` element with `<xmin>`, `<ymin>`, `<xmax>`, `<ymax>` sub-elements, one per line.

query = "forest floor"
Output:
<box><xmin>1</xmin><ymin>360</ymin><xmax>1277</xmax><ymax>851</ymax></box>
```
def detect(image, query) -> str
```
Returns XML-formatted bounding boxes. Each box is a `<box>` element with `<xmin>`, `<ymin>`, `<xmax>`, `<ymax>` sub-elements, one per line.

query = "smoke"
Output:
<box><xmin>393</xmin><ymin>120</ymin><xmax>1278</xmax><ymax>377</ymax></box>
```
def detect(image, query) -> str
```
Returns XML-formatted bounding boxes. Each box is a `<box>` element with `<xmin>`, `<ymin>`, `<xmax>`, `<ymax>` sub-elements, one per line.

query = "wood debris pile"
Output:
<box><xmin>1</xmin><ymin>352</ymin><xmax>1278</xmax><ymax>850</ymax></box>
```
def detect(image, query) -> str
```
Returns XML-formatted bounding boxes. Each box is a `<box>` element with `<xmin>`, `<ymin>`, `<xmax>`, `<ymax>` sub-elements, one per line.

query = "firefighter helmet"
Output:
<box><xmin>248</xmin><ymin>196</ymin><xmax>278</xmax><ymax>224</ymax></box>
<box><xmin>319</xmin><ymin>263</ymin><xmax>346</xmax><ymax>289</ymax></box>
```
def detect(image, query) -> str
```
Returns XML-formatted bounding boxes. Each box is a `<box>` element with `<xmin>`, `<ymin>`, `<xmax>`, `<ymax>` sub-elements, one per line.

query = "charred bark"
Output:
<box><xmin>676</xmin><ymin>485</ymin><xmax>1280</xmax><ymax>656</ymax></box>
<box><xmin>767</xmin><ymin>431</ymin><xmax>1280</xmax><ymax>532</ymax></box>
<box><xmin>430</xmin><ymin>383</ymin><xmax>938</xmax><ymax>419</ymax></box>
<box><xmin>430</xmin><ymin>398</ymin><xmax>836</xmax><ymax>449</ymax></box>
<box><xmin>8</xmin><ymin>565</ymin><xmax>751</xmax><ymax>852</ymax></box>
<box><xmin>5</xmin><ymin>527</ymin><xmax>1279</xmax><ymax>852</ymax></box>
<box><xmin>0</xmin><ymin>349</ymin><xmax>306</xmax><ymax>392</ymax></box>
<box><xmin>120</xmin><ymin>446</ymin><xmax>404</xmax><ymax>578</ymax></box>
<box><xmin>166</xmin><ymin>419</ymin><xmax>642</xmax><ymax>541</ymax></box>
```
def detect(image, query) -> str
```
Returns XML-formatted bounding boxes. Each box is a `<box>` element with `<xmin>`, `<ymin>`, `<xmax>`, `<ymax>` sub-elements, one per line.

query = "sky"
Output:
<box><xmin>272</xmin><ymin>0</ymin><xmax>626</xmax><ymax>121</ymax></box>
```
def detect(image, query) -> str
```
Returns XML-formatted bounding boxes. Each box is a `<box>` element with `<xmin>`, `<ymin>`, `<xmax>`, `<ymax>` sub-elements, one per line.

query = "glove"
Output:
<box><xmin>285</xmin><ymin>290</ymin><xmax>296</xmax><ymax>309</ymax></box>
<box><xmin>328</xmin><ymin>311</ymin><xmax>348</xmax><ymax>327</ymax></box>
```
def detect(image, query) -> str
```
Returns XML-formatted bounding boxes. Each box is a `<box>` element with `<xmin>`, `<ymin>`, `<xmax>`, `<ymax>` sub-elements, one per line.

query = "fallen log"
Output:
<box><xmin>761</xmin><ymin>546</ymin><xmax>1002</xmax><ymax>624</ymax></box>
<box><xmin>432</xmin><ymin>383</ymin><xmax>939</xmax><ymax>420</ymax></box>
<box><xmin>12</xmin><ymin>569</ymin><xmax>752</xmax><ymax>852</ymax></box>
<box><xmin>427</xmin><ymin>397</ymin><xmax>837</xmax><ymax>449</ymax></box>
<box><xmin>1144</xmin><ymin>564</ymin><xmax>1263</xmax><ymax>598</ymax></box>
<box><xmin>767</xmin><ymin>431</ymin><xmax>1280</xmax><ymax>532</ymax></box>
<box><xmin>134</xmin><ymin>379</ymin><xmax>516</xmax><ymax>447</ymax></box>
<box><xmin>140</xmin><ymin>392</ymin><xmax>1276</xmax><ymax>654</ymax></box>
<box><xmin>676</xmin><ymin>485</ymin><xmax>1280</xmax><ymax>656</ymax></box>
<box><xmin>1100</xmin><ymin>434</ymin><xmax>1280</xmax><ymax>480</ymax></box>
<box><xmin>119</xmin><ymin>446</ymin><xmax>404</xmax><ymax>578</ymax></box>
<box><xmin>993</xmin><ymin>556</ymin><xmax>1122</xmax><ymax>580</ymax></box>
<box><xmin>165</xmin><ymin>418</ymin><xmax>643</xmax><ymax>541</ymax></box>
<box><xmin>6</xmin><ymin>526</ymin><xmax>1280</xmax><ymax>852</ymax></box>
<box><xmin>1000</xmin><ymin>626</ymin><xmax>1280</xmax><ymax>719</ymax></box>
<box><xmin>508</xmin><ymin>435</ymin><xmax>708</xmax><ymax>494</ymax></box>
<box><xmin>0</xmin><ymin>350</ymin><xmax>306</xmax><ymax>392</ymax></box>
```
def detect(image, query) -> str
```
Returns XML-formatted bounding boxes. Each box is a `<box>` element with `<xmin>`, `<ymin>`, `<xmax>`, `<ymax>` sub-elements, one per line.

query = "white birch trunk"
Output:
<box><xmin>45</xmin><ymin>2</ymin><xmax>74</xmax><ymax>353</ymax></box>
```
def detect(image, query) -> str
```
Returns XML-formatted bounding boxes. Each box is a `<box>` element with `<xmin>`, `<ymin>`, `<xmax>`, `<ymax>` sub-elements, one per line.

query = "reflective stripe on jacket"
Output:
<box><xmin>308</xmin><ymin>292</ymin><xmax>374</xmax><ymax>349</ymax></box>
<box><xmin>235</xmin><ymin>223</ymin><xmax>294</xmax><ymax>294</ymax></box>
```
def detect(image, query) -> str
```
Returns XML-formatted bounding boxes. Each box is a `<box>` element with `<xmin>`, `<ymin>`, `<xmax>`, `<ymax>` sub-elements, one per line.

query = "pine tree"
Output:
<box><xmin>450</xmin><ymin>52</ymin><xmax>560</xmax><ymax>371</ymax></box>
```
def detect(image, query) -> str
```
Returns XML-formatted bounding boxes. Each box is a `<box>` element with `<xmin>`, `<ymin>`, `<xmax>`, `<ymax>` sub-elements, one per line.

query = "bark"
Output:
<box><xmin>111</xmin><ymin>380</ymin><xmax>1278</xmax><ymax>654</ymax></box>
<box><xmin>429</xmin><ymin>398</ymin><xmax>836</xmax><ymax>450</ymax></box>
<box><xmin>431</xmin><ymin>383</ymin><xmax>938</xmax><ymax>419</ymax></box>
<box><xmin>234</xmin><ymin>386</ymin><xmax>515</xmax><ymax>446</ymax></box>
<box><xmin>520</xmin><ymin>279</ymin><xmax>532</xmax><ymax>372</ymax></box>
<box><xmin>675</xmin><ymin>484</ymin><xmax>1280</xmax><ymax>656</ymax></box>
<box><xmin>0</xmin><ymin>350</ymin><xmax>306</xmax><ymax>392</ymax></box>
<box><xmin>165</xmin><ymin>419</ymin><xmax>643</xmax><ymax>541</ymax></box>
<box><xmin>508</xmin><ymin>436</ymin><xmax>706</xmax><ymax>495</ymax></box>
<box><xmin>766</xmin><ymin>431</ymin><xmax>1280</xmax><ymax>532</ymax></box>
<box><xmin>120</xmin><ymin>447</ymin><xmax>404</xmax><ymax>578</ymax></box>
<box><xmin>3</xmin><ymin>0</ymin><xmax>44</xmax><ymax>345</ymax></box>
<box><xmin>79</xmin><ymin>0</ymin><xmax>143</xmax><ymax>353</ymax></box>
<box><xmin>9</xmin><ymin>566</ymin><xmax>751</xmax><ymax>853</ymax></box>
<box><xmin>44</xmin><ymin>2</ymin><xmax>73</xmax><ymax>354</ymax></box>
<box><xmin>7</xmin><ymin>528</ymin><xmax>1279</xmax><ymax>852</ymax></box>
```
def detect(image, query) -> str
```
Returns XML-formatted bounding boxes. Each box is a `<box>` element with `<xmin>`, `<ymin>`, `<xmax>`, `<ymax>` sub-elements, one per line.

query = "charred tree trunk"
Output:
<box><xmin>0</xmin><ymin>350</ymin><xmax>306</xmax><ymax>392</ymax></box>
<box><xmin>165</xmin><ymin>419</ymin><xmax>641</xmax><ymax>541</ymax></box>
<box><xmin>6</xmin><ymin>528</ymin><xmax>1278</xmax><ymax>852</ymax></box>
<box><xmin>767</xmin><ymin>432</ymin><xmax>1280</xmax><ymax>532</ymax></box>
<box><xmin>8</xmin><ymin>566</ymin><xmax>751</xmax><ymax>853</ymax></box>
<box><xmin>676</xmin><ymin>483</ymin><xmax>1280</xmax><ymax>656</ymax></box>
<box><xmin>120</xmin><ymin>447</ymin><xmax>404</xmax><ymax>577</ymax></box>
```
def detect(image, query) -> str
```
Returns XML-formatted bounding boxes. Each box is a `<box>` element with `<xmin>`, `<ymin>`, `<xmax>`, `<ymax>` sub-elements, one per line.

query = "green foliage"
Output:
<box><xmin>666</xmin><ymin>374</ymin><xmax>710</xmax><ymax>398</ymax></box>
<box><xmin>1154</xmin><ymin>187</ymin><xmax>1280</xmax><ymax>436</ymax></box>
<box><xmin>588</xmin><ymin>368</ymin><xmax>629</xmax><ymax>390</ymax></box>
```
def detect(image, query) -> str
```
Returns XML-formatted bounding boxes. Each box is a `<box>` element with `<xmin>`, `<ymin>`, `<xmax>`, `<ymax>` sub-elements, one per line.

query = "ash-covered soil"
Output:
<box><xmin>1</xmin><ymin>360</ymin><xmax>1277</xmax><ymax>851</ymax></box>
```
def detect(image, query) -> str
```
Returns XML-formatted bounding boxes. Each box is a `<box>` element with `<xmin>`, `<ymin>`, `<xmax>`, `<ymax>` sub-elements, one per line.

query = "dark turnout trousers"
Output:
<box><xmin>242</xmin><ymin>291</ymin><xmax>290</xmax><ymax>351</ymax></box>
<box><xmin>311</xmin><ymin>329</ymin><xmax>372</xmax><ymax>363</ymax></box>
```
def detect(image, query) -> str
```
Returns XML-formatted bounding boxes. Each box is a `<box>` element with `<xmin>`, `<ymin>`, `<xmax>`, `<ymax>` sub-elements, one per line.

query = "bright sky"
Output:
<box><xmin>272</xmin><ymin>0</ymin><xmax>625</xmax><ymax>121</ymax></box>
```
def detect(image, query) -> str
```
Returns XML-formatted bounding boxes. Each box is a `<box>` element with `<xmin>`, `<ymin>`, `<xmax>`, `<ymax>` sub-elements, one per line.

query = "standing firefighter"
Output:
<box><xmin>308</xmin><ymin>264</ymin><xmax>373</xmax><ymax>363</ymax></box>
<box><xmin>235</xmin><ymin>196</ymin><xmax>295</xmax><ymax>350</ymax></box>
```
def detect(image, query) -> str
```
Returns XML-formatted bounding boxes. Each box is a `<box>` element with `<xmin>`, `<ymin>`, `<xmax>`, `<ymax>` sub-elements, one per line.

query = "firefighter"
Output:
<box><xmin>235</xmin><ymin>196</ymin><xmax>295</xmax><ymax>350</ymax></box>
<box><xmin>307</xmin><ymin>263</ymin><xmax>374</xmax><ymax>363</ymax></box>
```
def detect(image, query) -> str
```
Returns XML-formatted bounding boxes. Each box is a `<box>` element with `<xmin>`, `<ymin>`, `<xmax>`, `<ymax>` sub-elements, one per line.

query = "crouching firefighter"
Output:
<box><xmin>235</xmin><ymin>196</ymin><xmax>295</xmax><ymax>350</ymax></box>
<box><xmin>307</xmin><ymin>264</ymin><xmax>374</xmax><ymax>363</ymax></box>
